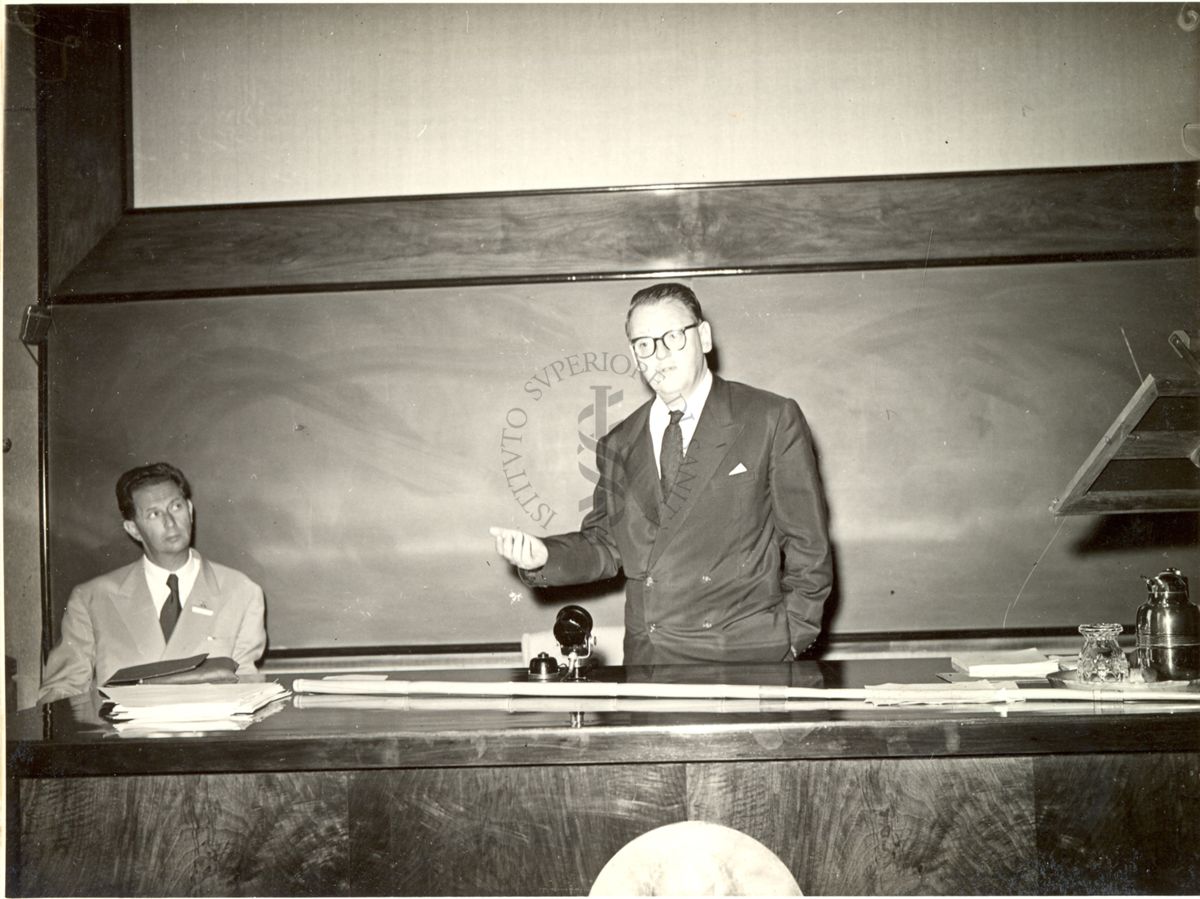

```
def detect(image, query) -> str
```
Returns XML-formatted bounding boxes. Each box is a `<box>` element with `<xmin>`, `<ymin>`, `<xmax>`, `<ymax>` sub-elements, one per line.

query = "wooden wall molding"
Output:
<box><xmin>50</xmin><ymin>163</ymin><xmax>1199</xmax><ymax>303</ymax></box>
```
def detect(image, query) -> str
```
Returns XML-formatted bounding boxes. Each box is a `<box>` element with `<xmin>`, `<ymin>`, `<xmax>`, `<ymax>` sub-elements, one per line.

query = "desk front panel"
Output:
<box><xmin>12</xmin><ymin>753</ymin><xmax>1199</xmax><ymax>895</ymax></box>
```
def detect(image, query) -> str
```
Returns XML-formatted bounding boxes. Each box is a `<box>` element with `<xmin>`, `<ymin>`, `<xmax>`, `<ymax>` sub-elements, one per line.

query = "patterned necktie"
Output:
<box><xmin>660</xmin><ymin>410</ymin><xmax>685</xmax><ymax>499</ymax></box>
<box><xmin>161</xmin><ymin>573</ymin><xmax>181</xmax><ymax>640</ymax></box>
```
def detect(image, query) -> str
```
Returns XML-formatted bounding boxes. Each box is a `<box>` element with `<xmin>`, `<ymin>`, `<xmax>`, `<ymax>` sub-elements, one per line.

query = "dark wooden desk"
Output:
<box><xmin>7</xmin><ymin>659</ymin><xmax>1200</xmax><ymax>895</ymax></box>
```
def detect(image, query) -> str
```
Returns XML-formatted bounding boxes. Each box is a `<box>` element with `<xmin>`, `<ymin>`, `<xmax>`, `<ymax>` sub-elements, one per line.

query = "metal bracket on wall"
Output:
<box><xmin>1183</xmin><ymin>124</ymin><xmax>1199</xmax><ymax>221</ymax></box>
<box><xmin>19</xmin><ymin>304</ymin><xmax>52</xmax><ymax>345</ymax></box>
<box><xmin>1168</xmin><ymin>330</ymin><xmax>1200</xmax><ymax>378</ymax></box>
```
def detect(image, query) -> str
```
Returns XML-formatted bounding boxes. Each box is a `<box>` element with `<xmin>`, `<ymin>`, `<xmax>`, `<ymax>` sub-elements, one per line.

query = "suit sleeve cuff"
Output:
<box><xmin>518</xmin><ymin>566</ymin><xmax>549</xmax><ymax>587</ymax></box>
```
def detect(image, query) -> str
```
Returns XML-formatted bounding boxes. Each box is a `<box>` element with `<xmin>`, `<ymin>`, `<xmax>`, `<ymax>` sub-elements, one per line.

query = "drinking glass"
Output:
<box><xmin>1077</xmin><ymin>623</ymin><xmax>1130</xmax><ymax>683</ymax></box>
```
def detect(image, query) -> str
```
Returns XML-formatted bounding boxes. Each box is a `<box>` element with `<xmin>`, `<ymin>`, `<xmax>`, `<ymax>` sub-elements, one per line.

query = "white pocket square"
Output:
<box><xmin>728</xmin><ymin>463</ymin><xmax>748</xmax><ymax>475</ymax></box>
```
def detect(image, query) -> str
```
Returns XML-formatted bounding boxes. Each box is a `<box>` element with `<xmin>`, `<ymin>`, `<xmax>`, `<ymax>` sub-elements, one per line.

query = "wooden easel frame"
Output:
<box><xmin>1051</xmin><ymin>375</ymin><xmax>1200</xmax><ymax>515</ymax></box>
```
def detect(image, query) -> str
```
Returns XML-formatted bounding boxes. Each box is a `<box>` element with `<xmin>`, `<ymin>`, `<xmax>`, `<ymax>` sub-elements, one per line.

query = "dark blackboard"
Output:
<box><xmin>47</xmin><ymin>259</ymin><xmax>1197</xmax><ymax>649</ymax></box>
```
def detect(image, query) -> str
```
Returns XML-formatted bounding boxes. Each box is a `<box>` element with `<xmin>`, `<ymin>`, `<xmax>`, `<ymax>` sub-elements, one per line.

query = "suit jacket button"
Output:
<box><xmin>703</xmin><ymin>620</ymin><xmax>713</xmax><ymax>629</ymax></box>
<box><xmin>645</xmin><ymin>576</ymin><xmax>654</xmax><ymax>588</ymax></box>
<box><xmin>649</xmin><ymin>623</ymin><xmax>656</xmax><ymax>633</ymax></box>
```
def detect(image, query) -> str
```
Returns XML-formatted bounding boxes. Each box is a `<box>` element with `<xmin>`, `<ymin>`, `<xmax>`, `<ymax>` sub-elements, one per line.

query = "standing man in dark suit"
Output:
<box><xmin>491</xmin><ymin>282</ymin><xmax>832</xmax><ymax>665</ymax></box>
<box><xmin>39</xmin><ymin>462</ymin><xmax>267</xmax><ymax>703</ymax></box>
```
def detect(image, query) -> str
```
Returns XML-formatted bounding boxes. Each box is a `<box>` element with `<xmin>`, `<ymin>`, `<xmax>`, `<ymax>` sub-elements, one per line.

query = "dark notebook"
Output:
<box><xmin>104</xmin><ymin>654</ymin><xmax>238</xmax><ymax>687</ymax></box>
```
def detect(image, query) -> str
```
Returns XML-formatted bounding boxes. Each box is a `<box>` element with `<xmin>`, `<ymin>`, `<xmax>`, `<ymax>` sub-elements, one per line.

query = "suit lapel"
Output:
<box><xmin>621</xmin><ymin>405</ymin><xmax>661</xmax><ymax>529</ymax></box>
<box><xmin>649</xmin><ymin>375</ymin><xmax>742</xmax><ymax>566</ymax></box>
<box><xmin>113</xmin><ymin>562</ymin><xmax>167</xmax><ymax>660</ymax></box>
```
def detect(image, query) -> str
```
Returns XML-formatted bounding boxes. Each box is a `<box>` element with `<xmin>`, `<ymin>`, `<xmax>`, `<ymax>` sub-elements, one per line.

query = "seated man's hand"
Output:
<box><xmin>489</xmin><ymin>526</ymin><xmax>549</xmax><ymax>571</ymax></box>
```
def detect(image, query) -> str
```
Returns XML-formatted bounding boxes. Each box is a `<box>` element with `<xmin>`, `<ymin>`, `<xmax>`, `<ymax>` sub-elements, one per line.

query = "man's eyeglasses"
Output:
<box><xmin>630</xmin><ymin>323</ymin><xmax>701</xmax><ymax>359</ymax></box>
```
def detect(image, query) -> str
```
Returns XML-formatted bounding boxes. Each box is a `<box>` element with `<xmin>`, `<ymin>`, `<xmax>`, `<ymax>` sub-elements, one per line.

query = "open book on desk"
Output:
<box><xmin>101</xmin><ymin>681</ymin><xmax>290</xmax><ymax>724</ymax></box>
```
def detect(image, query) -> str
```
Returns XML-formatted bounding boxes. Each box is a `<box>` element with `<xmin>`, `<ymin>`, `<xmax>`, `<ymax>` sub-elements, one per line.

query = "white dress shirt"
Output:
<box><xmin>649</xmin><ymin>367</ymin><xmax>714</xmax><ymax>476</ymax></box>
<box><xmin>143</xmin><ymin>549</ymin><xmax>200</xmax><ymax>616</ymax></box>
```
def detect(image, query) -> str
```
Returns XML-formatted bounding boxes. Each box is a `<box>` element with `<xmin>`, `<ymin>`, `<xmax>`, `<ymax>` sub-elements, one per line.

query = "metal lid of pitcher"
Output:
<box><xmin>1142</xmin><ymin>568</ymin><xmax>1189</xmax><ymax>603</ymax></box>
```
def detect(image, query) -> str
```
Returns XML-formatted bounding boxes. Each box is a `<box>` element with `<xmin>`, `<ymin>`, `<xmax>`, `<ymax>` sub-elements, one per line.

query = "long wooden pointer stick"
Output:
<box><xmin>291</xmin><ymin>677</ymin><xmax>1200</xmax><ymax>704</ymax></box>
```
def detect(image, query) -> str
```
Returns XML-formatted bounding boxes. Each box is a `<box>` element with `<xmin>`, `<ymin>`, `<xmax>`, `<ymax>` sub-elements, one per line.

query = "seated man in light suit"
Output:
<box><xmin>492</xmin><ymin>282</ymin><xmax>833</xmax><ymax>665</ymax></box>
<box><xmin>38</xmin><ymin>462</ymin><xmax>267</xmax><ymax>703</ymax></box>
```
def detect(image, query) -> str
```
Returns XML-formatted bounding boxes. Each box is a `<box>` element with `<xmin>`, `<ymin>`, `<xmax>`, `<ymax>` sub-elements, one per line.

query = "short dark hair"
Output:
<box><xmin>626</xmin><ymin>282</ymin><xmax>704</xmax><ymax>336</ymax></box>
<box><xmin>116</xmin><ymin>463</ymin><xmax>191</xmax><ymax>521</ymax></box>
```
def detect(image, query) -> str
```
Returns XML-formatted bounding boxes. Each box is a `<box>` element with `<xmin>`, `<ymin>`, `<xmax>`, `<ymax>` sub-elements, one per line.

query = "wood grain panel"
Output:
<box><xmin>1115</xmin><ymin>431</ymin><xmax>1200</xmax><ymax>459</ymax></box>
<box><xmin>1034</xmin><ymin>751</ymin><xmax>1200</xmax><ymax>894</ymax></box>
<box><xmin>1059</xmin><ymin>489</ymin><xmax>1200</xmax><ymax>514</ymax></box>
<box><xmin>686</xmin><ymin>756</ymin><xmax>1036</xmax><ymax>895</ymax></box>
<box><xmin>347</xmin><ymin>763</ymin><xmax>687</xmax><ymax>896</ymax></box>
<box><xmin>14</xmin><ymin>772</ymin><xmax>350</xmax><ymax>897</ymax></box>
<box><xmin>53</xmin><ymin>164</ymin><xmax>1196</xmax><ymax>302</ymax></box>
<box><xmin>35</xmin><ymin>6</ymin><xmax>127</xmax><ymax>296</ymax></box>
<box><xmin>10</xmin><ymin>744</ymin><xmax>1200</xmax><ymax>896</ymax></box>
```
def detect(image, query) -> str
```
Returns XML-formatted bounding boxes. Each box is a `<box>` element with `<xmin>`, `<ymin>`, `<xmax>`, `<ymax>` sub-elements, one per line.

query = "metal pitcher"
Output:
<box><xmin>1136</xmin><ymin>568</ymin><xmax>1200</xmax><ymax>681</ymax></box>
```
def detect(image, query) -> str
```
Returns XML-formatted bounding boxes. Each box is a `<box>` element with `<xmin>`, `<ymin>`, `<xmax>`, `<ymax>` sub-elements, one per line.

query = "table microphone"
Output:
<box><xmin>553</xmin><ymin>604</ymin><xmax>593</xmax><ymax>656</ymax></box>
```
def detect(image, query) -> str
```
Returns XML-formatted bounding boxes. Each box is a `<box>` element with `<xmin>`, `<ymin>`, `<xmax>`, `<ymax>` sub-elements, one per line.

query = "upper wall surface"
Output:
<box><xmin>130</xmin><ymin>3</ymin><xmax>1200</xmax><ymax>207</ymax></box>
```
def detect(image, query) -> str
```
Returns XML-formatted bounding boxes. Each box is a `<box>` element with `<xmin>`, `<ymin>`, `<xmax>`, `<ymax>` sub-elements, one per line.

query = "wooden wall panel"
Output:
<box><xmin>13</xmin><ymin>772</ymin><xmax>350</xmax><ymax>897</ymax></box>
<box><xmin>347</xmin><ymin>764</ymin><xmax>687</xmax><ymax>896</ymax></box>
<box><xmin>1034</xmin><ymin>751</ymin><xmax>1200</xmax><ymax>894</ymax></box>
<box><xmin>53</xmin><ymin>164</ymin><xmax>1197</xmax><ymax>302</ymax></box>
<box><xmin>35</xmin><ymin>5</ymin><xmax>127</xmax><ymax>297</ymax></box>
<box><xmin>686</xmin><ymin>756</ymin><xmax>1036</xmax><ymax>895</ymax></box>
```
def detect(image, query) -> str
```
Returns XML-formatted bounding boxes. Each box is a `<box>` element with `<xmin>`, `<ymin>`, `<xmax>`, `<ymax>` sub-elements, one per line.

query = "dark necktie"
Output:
<box><xmin>660</xmin><ymin>410</ymin><xmax>684</xmax><ymax>499</ymax></box>
<box><xmin>161</xmin><ymin>573</ymin><xmax>181</xmax><ymax>640</ymax></box>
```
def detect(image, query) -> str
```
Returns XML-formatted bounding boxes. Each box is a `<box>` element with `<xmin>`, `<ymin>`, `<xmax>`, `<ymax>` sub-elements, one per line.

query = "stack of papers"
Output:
<box><xmin>110</xmin><ymin>700</ymin><xmax>288</xmax><ymax>736</ymax></box>
<box><xmin>102</xmin><ymin>682</ymin><xmax>290</xmax><ymax>730</ymax></box>
<box><xmin>950</xmin><ymin>648</ymin><xmax>1060</xmax><ymax>678</ymax></box>
<box><xmin>864</xmin><ymin>680</ymin><xmax>1024</xmax><ymax>705</ymax></box>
